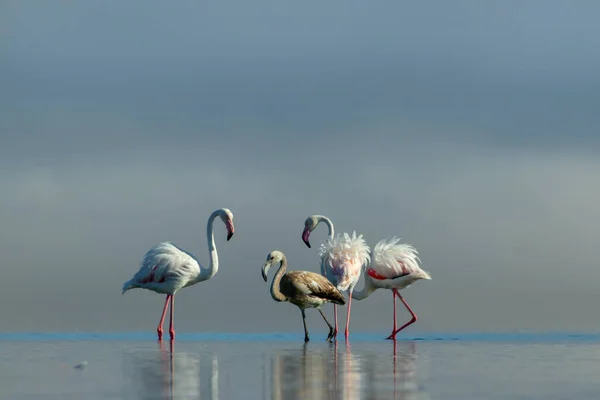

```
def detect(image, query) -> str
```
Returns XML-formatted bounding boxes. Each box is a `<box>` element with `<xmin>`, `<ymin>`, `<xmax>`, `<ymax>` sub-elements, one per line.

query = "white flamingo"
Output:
<box><xmin>122</xmin><ymin>207</ymin><xmax>235</xmax><ymax>341</ymax></box>
<box><xmin>302</xmin><ymin>215</ymin><xmax>334</xmax><ymax>249</ymax></box>
<box><xmin>302</xmin><ymin>216</ymin><xmax>370</xmax><ymax>340</ymax></box>
<box><xmin>303</xmin><ymin>216</ymin><xmax>431</xmax><ymax>340</ymax></box>
<box><xmin>353</xmin><ymin>237</ymin><xmax>431</xmax><ymax>340</ymax></box>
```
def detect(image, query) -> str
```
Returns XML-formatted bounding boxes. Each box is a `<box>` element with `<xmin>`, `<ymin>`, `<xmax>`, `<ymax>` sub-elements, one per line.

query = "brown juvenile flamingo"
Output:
<box><xmin>261</xmin><ymin>250</ymin><xmax>346</xmax><ymax>342</ymax></box>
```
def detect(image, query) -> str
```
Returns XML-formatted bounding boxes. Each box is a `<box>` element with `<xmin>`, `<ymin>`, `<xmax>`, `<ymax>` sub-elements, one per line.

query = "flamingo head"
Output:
<box><xmin>302</xmin><ymin>216</ymin><xmax>319</xmax><ymax>248</ymax></box>
<box><xmin>219</xmin><ymin>208</ymin><xmax>235</xmax><ymax>241</ymax></box>
<box><xmin>262</xmin><ymin>250</ymin><xmax>284</xmax><ymax>282</ymax></box>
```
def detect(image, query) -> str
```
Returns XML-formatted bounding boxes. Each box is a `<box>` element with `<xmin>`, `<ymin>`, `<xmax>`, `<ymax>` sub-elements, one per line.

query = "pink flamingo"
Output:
<box><xmin>352</xmin><ymin>237</ymin><xmax>431</xmax><ymax>340</ymax></box>
<box><xmin>122</xmin><ymin>207</ymin><xmax>235</xmax><ymax>341</ymax></box>
<box><xmin>318</xmin><ymin>232</ymin><xmax>370</xmax><ymax>341</ymax></box>
<box><xmin>302</xmin><ymin>216</ymin><xmax>431</xmax><ymax>340</ymax></box>
<box><xmin>303</xmin><ymin>216</ymin><xmax>370</xmax><ymax>340</ymax></box>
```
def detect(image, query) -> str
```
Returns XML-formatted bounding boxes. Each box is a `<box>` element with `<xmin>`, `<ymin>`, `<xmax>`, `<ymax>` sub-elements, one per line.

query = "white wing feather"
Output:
<box><xmin>369</xmin><ymin>237</ymin><xmax>428</xmax><ymax>279</ymax></box>
<box><xmin>122</xmin><ymin>242</ymin><xmax>201</xmax><ymax>293</ymax></box>
<box><xmin>318</xmin><ymin>231</ymin><xmax>371</xmax><ymax>290</ymax></box>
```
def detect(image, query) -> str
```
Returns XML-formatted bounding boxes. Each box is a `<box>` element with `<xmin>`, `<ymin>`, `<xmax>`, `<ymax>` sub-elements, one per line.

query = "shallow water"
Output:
<box><xmin>1</xmin><ymin>332</ymin><xmax>600</xmax><ymax>399</ymax></box>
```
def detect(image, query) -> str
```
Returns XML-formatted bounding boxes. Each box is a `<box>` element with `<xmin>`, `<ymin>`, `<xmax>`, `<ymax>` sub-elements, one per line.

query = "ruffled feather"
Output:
<box><xmin>318</xmin><ymin>231</ymin><xmax>371</xmax><ymax>291</ymax></box>
<box><xmin>369</xmin><ymin>237</ymin><xmax>428</xmax><ymax>280</ymax></box>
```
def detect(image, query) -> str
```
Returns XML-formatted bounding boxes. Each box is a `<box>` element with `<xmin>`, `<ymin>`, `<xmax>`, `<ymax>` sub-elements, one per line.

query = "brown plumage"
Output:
<box><xmin>261</xmin><ymin>250</ymin><xmax>346</xmax><ymax>342</ymax></box>
<box><xmin>280</xmin><ymin>271</ymin><xmax>346</xmax><ymax>306</ymax></box>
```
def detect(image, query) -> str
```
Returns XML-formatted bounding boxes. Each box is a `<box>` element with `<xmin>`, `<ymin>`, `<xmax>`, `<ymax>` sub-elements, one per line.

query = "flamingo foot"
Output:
<box><xmin>157</xmin><ymin>328</ymin><xmax>163</xmax><ymax>341</ymax></box>
<box><xmin>386</xmin><ymin>316</ymin><xmax>417</xmax><ymax>340</ymax></box>
<box><xmin>304</xmin><ymin>334</ymin><xmax>310</xmax><ymax>342</ymax></box>
<box><xmin>326</xmin><ymin>326</ymin><xmax>338</xmax><ymax>341</ymax></box>
<box><xmin>385</xmin><ymin>294</ymin><xmax>418</xmax><ymax>340</ymax></box>
<box><xmin>169</xmin><ymin>329</ymin><xmax>175</xmax><ymax>341</ymax></box>
<box><xmin>344</xmin><ymin>329</ymin><xmax>349</xmax><ymax>340</ymax></box>
<box><xmin>326</xmin><ymin>327</ymin><xmax>335</xmax><ymax>342</ymax></box>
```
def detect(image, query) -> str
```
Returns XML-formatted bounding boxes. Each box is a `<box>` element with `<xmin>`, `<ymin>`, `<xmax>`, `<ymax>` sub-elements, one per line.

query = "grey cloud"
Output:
<box><xmin>3</xmin><ymin>1</ymin><xmax>600</xmax><ymax>152</ymax></box>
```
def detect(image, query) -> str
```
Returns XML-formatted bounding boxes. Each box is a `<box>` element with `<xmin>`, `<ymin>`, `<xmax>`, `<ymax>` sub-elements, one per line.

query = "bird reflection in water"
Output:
<box><xmin>362</xmin><ymin>341</ymin><xmax>430</xmax><ymax>400</ymax></box>
<box><xmin>266</xmin><ymin>341</ymin><xmax>428</xmax><ymax>400</ymax></box>
<box><xmin>126</xmin><ymin>341</ymin><xmax>219</xmax><ymax>400</ymax></box>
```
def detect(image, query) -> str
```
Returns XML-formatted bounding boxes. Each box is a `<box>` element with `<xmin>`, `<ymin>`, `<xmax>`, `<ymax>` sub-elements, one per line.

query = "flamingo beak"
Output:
<box><xmin>226</xmin><ymin>220</ymin><xmax>235</xmax><ymax>241</ymax></box>
<box><xmin>302</xmin><ymin>228</ymin><xmax>311</xmax><ymax>248</ymax></box>
<box><xmin>261</xmin><ymin>262</ymin><xmax>271</xmax><ymax>282</ymax></box>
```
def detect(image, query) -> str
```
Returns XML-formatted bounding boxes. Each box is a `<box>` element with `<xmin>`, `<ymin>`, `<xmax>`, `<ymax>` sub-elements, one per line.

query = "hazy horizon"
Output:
<box><xmin>1</xmin><ymin>1</ymin><xmax>599</xmax><ymax>334</ymax></box>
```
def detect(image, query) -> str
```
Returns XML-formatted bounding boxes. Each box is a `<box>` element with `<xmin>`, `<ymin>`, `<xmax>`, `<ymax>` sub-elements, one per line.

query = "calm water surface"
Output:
<box><xmin>1</xmin><ymin>333</ymin><xmax>600</xmax><ymax>399</ymax></box>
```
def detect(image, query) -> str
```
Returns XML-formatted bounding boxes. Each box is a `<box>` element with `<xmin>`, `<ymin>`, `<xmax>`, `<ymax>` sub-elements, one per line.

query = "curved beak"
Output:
<box><xmin>302</xmin><ymin>228</ymin><xmax>311</xmax><ymax>248</ymax></box>
<box><xmin>226</xmin><ymin>220</ymin><xmax>235</xmax><ymax>241</ymax></box>
<box><xmin>261</xmin><ymin>262</ymin><xmax>271</xmax><ymax>282</ymax></box>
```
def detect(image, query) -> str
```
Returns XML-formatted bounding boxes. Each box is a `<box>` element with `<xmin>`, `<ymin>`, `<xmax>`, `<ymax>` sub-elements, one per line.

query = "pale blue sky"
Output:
<box><xmin>1</xmin><ymin>1</ymin><xmax>599</xmax><ymax>334</ymax></box>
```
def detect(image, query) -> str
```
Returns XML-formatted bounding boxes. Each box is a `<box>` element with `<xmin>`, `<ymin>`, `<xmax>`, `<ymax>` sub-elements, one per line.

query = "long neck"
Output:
<box><xmin>317</xmin><ymin>215</ymin><xmax>335</xmax><ymax>238</ymax></box>
<box><xmin>197</xmin><ymin>210</ymin><xmax>221</xmax><ymax>282</ymax></box>
<box><xmin>270</xmin><ymin>257</ymin><xmax>288</xmax><ymax>302</ymax></box>
<box><xmin>351</xmin><ymin>277</ymin><xmax>377</xmax><ymax>300</ymax></box>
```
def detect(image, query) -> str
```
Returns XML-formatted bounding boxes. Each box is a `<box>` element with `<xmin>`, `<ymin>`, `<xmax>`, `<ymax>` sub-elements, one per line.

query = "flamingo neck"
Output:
<box><xmin>351</xmin><ymin>277</ymin><xmax>377</xmax><ymax>300</ymax></box>
<box><xmin>197</xmin><ymin>209</ymin><xmax>221</xmax><ymax>282</ymax></box>
<box><xmin>270</xmin><ymin>257</ymin><xmax>288</xmax><ymax>302</ymax></box>
<box><xmin>317</xmin><ymin>215</ymin><xmax>335</xmax><ymax>238</ymax></box>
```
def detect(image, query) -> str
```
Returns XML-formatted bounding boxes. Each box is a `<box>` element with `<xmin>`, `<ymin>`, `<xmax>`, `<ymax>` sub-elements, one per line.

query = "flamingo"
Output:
<box><xmin>352</xmin><ymin>237</ymin><xmax>431</xmax><ymax>340</ymax></box>
<box><xmin>122</xmin><ymin>207</ymin><xmax>235</xmax><ymax>341</ymax></box>
<box><xmin>303</xmin><ymin>216</ymin><xmax>431</xmax><ymax>340</ymax></box>
<box><xmin>302</xmin><ymin>216</ymin><xmax>369</xmax><ymax>340</ymax></box>
<box><xmin>261</xmin><ymin>250</ymin><xmax>346</xmax><ymax>342</ymax></box>
<box><xmin>302</xmin><ymin>215</ymin><xmax>334</xmax><ymax>249</ymax></box>
<box><xmin>318</xmin><ymin>232</ymin><xmax>370</xmax><ymax>341</ymax></box>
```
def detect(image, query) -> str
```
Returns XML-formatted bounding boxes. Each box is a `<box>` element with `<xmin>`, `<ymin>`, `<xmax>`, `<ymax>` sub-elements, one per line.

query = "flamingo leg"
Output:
<box><xmin>386</xmin><ymin>289</ymin><xmax>399</xmax><ymax>340</ymax></box>
<box><xmin>389</xmin><ymin>293</ymin><xmax>418</xmax><ymax>340</ymax></box>
<box><xmin>318</xmin><ymin>308</ymin><xmax>335</xmax><ymax>342</ymax></box>
<box><xmin>169</xmin><ymin>295</ymin><xmax>175</xmax><ymax>341</ymax></box>
<box><xmin>157</xmin><ymin>294</ymin><xmax>172</xmax><ymax>341</ymax></box>
<box><xmin>333</xmin><ymin>305</ymin><xmax>338</xmax><ymax>339</ymax></box>
<box><xmin>301</xmin><ymin>309</ymin><xmax>310</xmax><ymax>342</ymax></box>
<box><xmin>344</xmin><ymin>294</ymin><xmax>352</xmax><ymax>340</ymax></box>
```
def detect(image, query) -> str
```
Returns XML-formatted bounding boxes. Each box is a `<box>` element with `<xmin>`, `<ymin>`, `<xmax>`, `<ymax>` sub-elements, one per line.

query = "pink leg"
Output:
<box><xmin>157</xmin><ymin>295</ymin><xmax>172</xmax><ymax>341</ymax></box>
<box><xmin>392</xmin><ymin>340</ymin><xmax>398</xmax><ymax>396</ymax></box>
<box><xmin>386</xmin><ymin>289</ymin><xmax>398</xmax><ymax>340</ymax></box>
<box><xmin>389</xmin><ymin>293</ymin><xmax>418</xmax><ymax>340</ymax></box>
<box><xmin>169</xmin><ymin>295</ymin><xmax>175</xmax><ymax>341</ymax></box>
<box><xmin>333</xmin><ymin>305</ymin><xmax>338</xmax><ymax>338</ymax></box>
<box><xmin>344</xmin><ymin>295</ymin><xmax>352</xmax><ymax>340</ymax></box>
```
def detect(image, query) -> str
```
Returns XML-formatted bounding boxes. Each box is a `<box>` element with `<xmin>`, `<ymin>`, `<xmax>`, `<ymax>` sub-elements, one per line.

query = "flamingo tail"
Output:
<box><xmin>122</xmin><ymin>280</ymin><xmax>136</xmax><ymax>294</ymax></box>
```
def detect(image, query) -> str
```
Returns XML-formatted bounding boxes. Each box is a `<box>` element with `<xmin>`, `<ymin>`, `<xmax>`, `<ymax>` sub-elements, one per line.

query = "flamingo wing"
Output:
<box><xmin>318</xmin><ymin>231</ymin><xmax>370</xmax><ymax>291</ymax></box>
<box><xmin>123</xmin><ymin>242</ymin><xmax>200</xmax><ymax>292</ymax></box>
<box><xmin>367</xmin><ymin>237</ymin><xmax>425</xmax><ymax>280</ymax></box>
<box><xmin>284</xmin><ymin>271</ymin><xmax>346</xmax><ymax>305</ymax></box>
